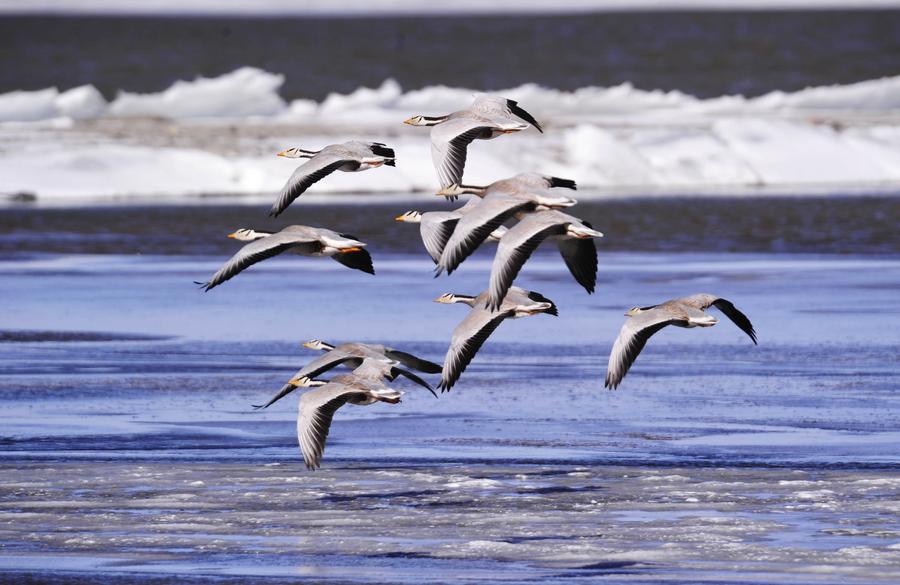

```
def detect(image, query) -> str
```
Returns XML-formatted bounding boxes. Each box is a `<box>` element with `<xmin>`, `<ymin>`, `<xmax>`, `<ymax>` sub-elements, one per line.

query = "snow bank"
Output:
<box><xmin>2</xmin><ymin>68</ymin><xmax>900</xmax><ymax>199</ymax></box>
<box><xmin>4</xmin><ymin>67</ymin><xmax>900</xmax><ymax>124</ymax></box>
<box><xmin>107</xmin><ymin>67</ymin><xmax>287</xmax><ymax>119</ymax></box>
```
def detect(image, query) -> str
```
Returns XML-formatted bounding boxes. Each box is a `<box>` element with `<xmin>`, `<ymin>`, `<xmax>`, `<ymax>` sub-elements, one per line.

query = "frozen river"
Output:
<box><xmin>0</xmin><ymin>199</ymin><xmax>898</xmax><ymax>582</ymax></box>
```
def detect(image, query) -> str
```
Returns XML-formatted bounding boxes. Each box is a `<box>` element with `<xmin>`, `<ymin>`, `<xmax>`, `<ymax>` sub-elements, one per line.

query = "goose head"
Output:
<box><xmin>227</xmin><ymin>228</ymin><xmax>268</xmax><ymax>241</ymax></box>
<box><xmin>303</xmin><ymin>339</ymin><xmax>335</xmax><ymax>351</ymax></box>
<box><xmin>434</xmin><ymin>293</ymin><xmax>477</xmax><ymax>306</ymax></box>
<box><xmin>287</xmin><ymin>375</ymin><xmax>328</xmax><ymax>387</ymax></box>
<box><xmin>403</xmin><ymin>115</ymin><xmax>447</xmax><ymax>127</ymax></box>
<box><xmin>277</xmin><ymin>147</ymin><xmax>317</xmax><ymax>159</ymax></box>
<box><xmin>394</xmin><ymin>210</ymin><xmax>423</xmax><ymax>223</ymax></box>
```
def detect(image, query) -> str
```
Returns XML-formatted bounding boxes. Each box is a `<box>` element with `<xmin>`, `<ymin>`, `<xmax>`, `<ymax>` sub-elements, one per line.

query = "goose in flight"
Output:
<box><xmin>253</xmin><ymin>340</ymin><xmax>440</xmax><ymax>410</ymax></box>
<box><xmin>271</xmin><ymin>141</ymin><xmax>395</xmax><ymax>217</ymax></box>
<box><xmin>486</xmin><ymin>210</ymin><xmax>604</xmax><ymax>310</ymax></box>
<box><xmin>435</xmin><ymin>286</ymin><xmax>557</xmax><ymax>391</ymax></box>
<box><xmin>437</xmin><ymin>172</ymin><xmax>576</xmax><ymax>202</ymax></box>
<box><xmin>394</xmin><ymin>201</ymin><xmax>507</xmax><ymax>264</ymax></box>
<box><xmin>605</xmin><ymin>294</ymin><xmax>758</xmax><ymax>390</ymax></box>
<box><xmin>199</xmin><ymin>226</ymin><xmax>372</xmax><ymax>292</ymax></box>
<box><xmin>291</xmin><ymin>359</ymin><xmax>406</xmax><ymax>470</ymax></box>
<box><xmin>434</xmin><ymin>180</ymin><xmax>577</xmax><ymax>276</ymax></box>
<box><xmin>404</xmin><ymin>96</ymin><xmax>542</xmax><ymax>188</ymax></box>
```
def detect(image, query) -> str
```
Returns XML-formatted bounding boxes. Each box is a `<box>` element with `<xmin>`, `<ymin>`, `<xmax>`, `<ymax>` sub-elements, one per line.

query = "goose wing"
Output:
<box><xmin>471</xmin><ymin>96</ymin><xmax>543</xmax><ymax>133</ymax></box>
<box><xmin>556</xmin><ymin>223</ymin><xmax>599</xmax><ymax>294</ymax></box>
<box><xmin>438</xmin><ymin>193</ymin><xmax>533</xmax><ymax>275</ymax></box>
<box><xmin>201</xmin><ymin>231</ymin><xmax>321</xmax><ymax>291</ymax></box>
<box><xmin>271</xmin><ymin>152</ymin><xmax>357</xmax><ymax>217</ymax></box>
<box><xmin>251</xmin><ymin>352</ymin><xmax>363</xmax><ymax>410</ymax></box>
<box><xmin>420</xmin><ymin>212</ymin><xmax>461</xmax><ymax>264</ymax></box>
<box><xmin>679</xmin><ymin>294</ymin><xmax>757</xmax><ymax>344</ymax></box>
<box><xmin>383</xmin><ymin>349</ymin><xmax>443</xmax><ymax>374</ymax></box>
<box><xmin>605</xmin><ymin>310</ymin><xmax>680</xmax><ymax>390</ymax></box>
<box><xmin>387</xmin><ymin>365</ymin><xmax>437</xmax><ymax>397</ymax></box>
<box><xmin>439</xmin><ymin>307</ymin><xmax>511</xmax><ymax>391</ymax></box>
<box><xmin>487</xmin><ymin>212</ymin><xmax>569</xmax><ymax>310</ymax></box>
<box><xmin>430</xmin><ymin>116</ymin><xmax>494</xmax><ymax>188</ymax></box>
<box><xmin>348</xmin><ymin>357</ymin><xmax>437</xmax><ymax>397</ymax></box>
<box><xmin>331</xmin><ymin>248</ymin><xmax>375</xmax><ymax>274</ymax></box>
<box><xmin>297</xmin><ymin>384</ymin><xmax>366</xmax><ymax>470</ymax></box>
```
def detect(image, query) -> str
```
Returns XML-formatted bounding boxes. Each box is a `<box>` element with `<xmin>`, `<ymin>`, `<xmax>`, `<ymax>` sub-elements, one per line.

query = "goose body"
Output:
<box><xmin>605</xmin><ymin>294</ymin><xmax>758</xmax><ymax>389</ymax></box>
<box><xmin>292</xmin><ymin>359</ymin><xmax>406</xmax><ymax>470</ymax></box>
<box><xmin>271</xmin><ymin>141</ymin><xmax>395</xmax><ymax>217</ymax></box>
<box><xmin>404</xmin><ymin>97</ymin><xmax>542</xmax><ymax>188</ymax></box>
<box><xmin>434</xmin><ymin>178</ymin><xmax>577</xmax><ymax>276</ymax></box>
<box><xmin>486</xmin><ymin>209</ymin><xmax>604</xmax><ymax>310</ymax></box>
<box><xmin>395</xmin><ymin>199</ymin><xmax>505</xmax><ymax>263</ymax></box>
<box><xmin>254</xmin><ymin>340</ymin><xmax>439</xmax><ymax>410</ymax></box>
<box><xmin>199</xmin><ymin>225</ymin><xmax>372</xmax><ymax>292</ymax></box>
<box><xmin>435</xmin><ymin>286</ymin><xmax>557</xmax><ymax>391</ymax></box>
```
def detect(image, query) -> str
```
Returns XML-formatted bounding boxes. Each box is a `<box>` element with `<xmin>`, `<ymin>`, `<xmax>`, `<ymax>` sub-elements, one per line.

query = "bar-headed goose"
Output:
<box><xmin>435</xmin><ymin>286</ymin><xmax>557</xmax><ymax>391</ymax></box>
<box><xmin>606</xmin><ymin>294</ymin><xmax>758</xmax><ymax>389</ymax></box>
<box><xmin>404</xmin><ymin>96</ymin><xmax>542</xmax><ymax>188</ymax></box>
<box><xmin>271</xmin><ymin>141</ymin><xmax>395</xmax><ymax>217</ymax></box>
<box><xmin>199</xmin><ymin>225</ymin><xmax>372</xmax><ymax>291</ymax></box>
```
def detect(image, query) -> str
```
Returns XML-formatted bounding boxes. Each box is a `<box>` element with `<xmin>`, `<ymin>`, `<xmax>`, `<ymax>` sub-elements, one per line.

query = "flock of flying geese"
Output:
<box><xmin>199</xmin><ymin>95</ymin><xmax>758</xmax><ymax>469</ymax></box>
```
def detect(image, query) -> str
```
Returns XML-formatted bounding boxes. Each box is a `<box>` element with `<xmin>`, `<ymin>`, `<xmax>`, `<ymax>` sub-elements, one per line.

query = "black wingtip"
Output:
<box><xmin>384</xmin><ymin>159</ymin><xmax>396</xmax><ymax>167</ymax></box>
<box><xmin>549</xmin><ymin>177</ymin><xmax>577</xmax><ymax>190</ymax></box>
<box><xmin>370</xmin><ymin>144</ymin><xmax>395</xmax><ymax>159</ymax></box>
<box><xmin>507</xmin><ymin>99</ymin><xmax>543</xmax><ymax>133</ymax></box>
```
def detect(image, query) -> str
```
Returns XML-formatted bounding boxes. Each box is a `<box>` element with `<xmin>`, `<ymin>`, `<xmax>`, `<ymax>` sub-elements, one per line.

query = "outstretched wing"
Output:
<box><xmin>420</xmin><ymin>214</ymin><xmax>461</xmax><ymax>264</ymax></box>
<box><xmin>201</xmin><ymin>233</ymin><xmax>320</xmax><ymax>292</ymax></box>
<box><xmin>471</xmin><ymin>96</ymin><xmax>543</xmax><ymax>133</ymax></box>
<box><xmin>297</xmin><ymin>387</ymin><xmax>364</xmax><ymax>470</ymax></box>
<box><xmin>439</xmin><ymin>308</ymin><xmax>510</xmax><ymax>391</ymax></box>
<box><xmin>383</xmin><ymin>349</ymin><xmax>443</xmax><ymax>374</ymax></box>
<box><xmin>430</xmin><ymin>117</ymin><xmax>493</xmax><ymax>188</ymax></box>
<box><xmin>556</xmin><ymin>236</ymin><xmax>598</xmax><ymax>294</ymax></box>
<box><xmin>712</xmin><ymin>299</ymin><xmax>758</xmax><ymax>344</ymax></box>
<box><xmin>388</xmin><ymin>365</ymin><xmax>438</xmax><ymax>397</ymax></box>
<box><xmin>251</xmin><ymin>353</ymin><xmax>362</xmax><ymax>410</ymax></box>
<box><xmin>331</xmin><ymin>248</ymin><xmax>375</xmax><ymax>275</ymax></box>
<box><xmin>680</xmin><ymin>294</ymin><xmax>758</xmax><ymax>345</ymax></box>
<box><xmin>271</xmin><ymin>155</ymin><xmax>356</xmax><ymax>217</ymax></box>
<box><xmin>605</xmin><ymin>311</ymin><xmax>678</xmax><ymax>390</ymax></box>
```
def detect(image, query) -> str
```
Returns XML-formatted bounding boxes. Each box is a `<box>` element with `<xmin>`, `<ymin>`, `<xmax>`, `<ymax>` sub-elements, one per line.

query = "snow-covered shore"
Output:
<box><xmin>2</xmin><ymin>67</ymin><xmax>899</xmax><ymax>201</ymax></box>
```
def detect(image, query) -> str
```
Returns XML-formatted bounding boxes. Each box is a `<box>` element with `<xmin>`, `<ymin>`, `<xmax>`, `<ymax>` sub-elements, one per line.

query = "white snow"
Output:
<box><xmin>108</xmin><ymin>67</ymin><xmax>287</xmax><ymax>119</ymax></box>
<box><xmin>2</xmin><ymin>67</ymin><xmax>900</xmax><ymax>200</ymax></box>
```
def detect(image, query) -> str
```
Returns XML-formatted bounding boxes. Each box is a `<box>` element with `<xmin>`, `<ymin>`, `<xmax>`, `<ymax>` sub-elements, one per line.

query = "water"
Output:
<box><xmin>1</xmin><ymin>199</ymin><xmax>899</xmax><ymax>582</ymax></box>
<box><xmin>2</xmin><ymin>11</ymin><xmax>900</xmax><ymax>99</ymax></box>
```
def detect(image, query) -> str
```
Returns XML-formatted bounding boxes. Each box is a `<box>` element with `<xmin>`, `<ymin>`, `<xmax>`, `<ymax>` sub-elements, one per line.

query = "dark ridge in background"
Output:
<box><xmin>1</xmin><ymin>11</ymin><xmax>899</xmax><ymax>100</ymax></box>
<box><xmin>1</xmin><ymin>197</ymin><xmax>897</xmax><ymax>256</ymax></box>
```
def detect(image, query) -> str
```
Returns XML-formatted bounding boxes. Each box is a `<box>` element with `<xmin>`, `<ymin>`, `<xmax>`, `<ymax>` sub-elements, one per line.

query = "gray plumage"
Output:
<box><xmin>605</xmin><ymin>294</ymin><xmax>758</xmax><ymax>390</ymax></box>
<box><xmin>436</xmin><ymin>287</ymin><xmax>558</xmax><ymax>391</ymax></box>
<box><xmin>487</xmin><ymin>210</ymin><xmax>603</xmax><ymax>310</ymax></box>
<box><xmin>296</xmin><ymin>359</ymin><xmax>404</xmax><ymax>470</ymax></box>
<box><xmin>200</xmin><ymin>226</ymin><xmax>371</xmax><ymax>291</ymax></box>
<box><xmin>254</xmin><ymin>341</ymin><xmax>439</xmax><ymax>410</ymax></box>
<box><xmin>406</xmin><ymin>97</ymin><xmax>542</xmax><ymax>188</ymax></box>
<box><xmin>436</xmin><ymin>179</ymin><xmax>577</xmax><ymax>276</ymax></box>
<box><xmin>271</xmin><ymin>141</ymin><xmax>395</xmax><ymax>217</ymax></box>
